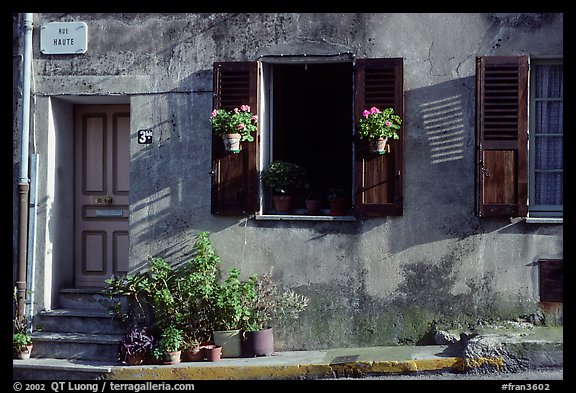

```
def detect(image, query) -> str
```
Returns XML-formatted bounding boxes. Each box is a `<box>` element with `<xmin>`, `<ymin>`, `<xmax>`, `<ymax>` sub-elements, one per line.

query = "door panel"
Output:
<box><xmin>74</xmin><ymin>105</ymin><xmax>130</xmax><ymax>287</ymax></box>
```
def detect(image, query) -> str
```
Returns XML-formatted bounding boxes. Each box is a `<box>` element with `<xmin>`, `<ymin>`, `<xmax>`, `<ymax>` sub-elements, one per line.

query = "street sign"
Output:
<box><xmin>40</xmin><ymin>22</ymin><xmax>88</xmax><ymax>54</ymax></box>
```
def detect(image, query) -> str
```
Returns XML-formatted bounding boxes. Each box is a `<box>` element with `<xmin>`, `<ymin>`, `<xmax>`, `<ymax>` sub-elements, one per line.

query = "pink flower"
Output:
<box><xmin>362</xmin><ymin>110</ymin><xmax>370</xmax><ymax>118</ymax></box>
<box><xmin>237</xmin><ymin>123</ymin><xmax>246</xmax><ymax>131</ymax></box>
<box><xmin>240</xmin><ymin>105</ymin><xmax>251</xmax><ymax>112</ymax></box>
<box><xmin>210</xmin><ymin>109</ymin><xmax>218</xmax><ymax>118</ymax></box>
<box><xmin>369</xmin><ymin>107</ymin><xmax>381</xmax><ymax>114</ymax></box>
<box><xmin>385</xmin><ymin>121</ymin><xmax>392</xmax><ymax>127</ymax></box>
<box><xmin>251</xmin><ymin>115</ymin><xmax>258</xmax><ymax>123</ymax></box>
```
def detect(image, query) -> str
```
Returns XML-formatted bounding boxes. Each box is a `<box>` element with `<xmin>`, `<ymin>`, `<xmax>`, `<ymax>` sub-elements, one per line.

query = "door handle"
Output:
<box><xmin>104</xmin><ymin>196</ymin><xmax>113</xmax><ymax>205</ymax></box>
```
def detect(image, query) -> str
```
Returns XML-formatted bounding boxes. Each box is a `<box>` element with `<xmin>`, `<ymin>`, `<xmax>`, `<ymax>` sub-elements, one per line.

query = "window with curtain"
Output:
<box><xmin>529</xmin><ymin>60</ymin><xmax>563</xmax><ymax>217</ymax></box>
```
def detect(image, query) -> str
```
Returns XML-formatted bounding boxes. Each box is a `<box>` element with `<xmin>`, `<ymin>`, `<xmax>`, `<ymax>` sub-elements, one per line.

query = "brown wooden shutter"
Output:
<box><xmin>476</xmin><ymin>56</ymin><xmax>528</xmax><ymax>217</ymax></box>
<box><xmin>211</xmin><ymin>61</ymin><xmax>258</xmax><ymax>215</ymax></box>
<box><xmin>354</xmin><ymin>58</ymin><xmax>404</xmax><ymax>217</ymax></box>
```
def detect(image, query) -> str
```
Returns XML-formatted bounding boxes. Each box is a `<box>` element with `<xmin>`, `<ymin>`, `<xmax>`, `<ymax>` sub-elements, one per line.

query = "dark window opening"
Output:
<box><xmin>539</xmin><ymin>259</ymin><xmax>563</xmax><ymax>303</ymax></box>
<box><xmin>268</xmin><ymin>62</ymin><xmax>353</xmax><ymax>213</ymax></box>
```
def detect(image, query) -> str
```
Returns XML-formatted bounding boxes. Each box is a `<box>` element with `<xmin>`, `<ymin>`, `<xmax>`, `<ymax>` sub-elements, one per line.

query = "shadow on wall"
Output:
<box><xmin>127</xmin><ymin>71</ymin><xmax>550</xmax><ymax>267</ymax></box>
<box><xmin>420</xmin><ymin>94</ymin><xmax>466</xmax><ymax>164</ymax></box>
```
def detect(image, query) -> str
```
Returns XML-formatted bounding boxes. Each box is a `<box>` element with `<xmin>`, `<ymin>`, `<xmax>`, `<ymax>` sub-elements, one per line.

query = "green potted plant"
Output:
<box><xmin>261</xmin><ymin>160</ymin><xmax>307</xmax><ymax>213</ymax></box>
<box><xmin>118</xmin><ymin>326</ymin><xmax>155</xmax><ymax>365</ymax></box>
<box><xmin>327</xmin><ymin>185</ymin><xmax>350</xmax><ymax>216</ymax></box>
<box><xmin>13</xmin><ymin>287</ymin><xmax>33</xmax><ymax>360</ymax></box>
<box><xmin>153</xmin><ymin>325</ymin><xmax>184</xmax><ymax>365</ymax></box>
<box><xmin>358</xmin><ymin>106</ymin><xmax>402</xmax><ymax>155</ymax></box>
<box><xmin>209</xmin><ymin>105</ymin><xmax>258</xmax><ymax>153</ymax></box>
<box><xmin>210</xmin><ymin>268</ymin><xmax>256</xmax><ymax>358</ymax></box>
<box><xmin>241</xmin><ymin>268</ymin><xmax>310</xmax><ymax>357</ymax></box>
<box><xmin>304</xmin><ymin>184</ymin><xmax>325</xmax><ymax>215</ymax></box>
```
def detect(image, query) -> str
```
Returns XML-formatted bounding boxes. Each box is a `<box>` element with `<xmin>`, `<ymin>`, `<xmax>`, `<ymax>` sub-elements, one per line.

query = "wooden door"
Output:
<box><xmin>74</xmin><ymin>105</ymin><xmax>130</xmax><ymax>287</ymax></box>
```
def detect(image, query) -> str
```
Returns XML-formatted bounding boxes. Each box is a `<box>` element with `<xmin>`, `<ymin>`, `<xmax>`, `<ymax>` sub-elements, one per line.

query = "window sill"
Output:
<box><xmin>525</xmin><ymin>217</ymin><xmax>563</xmax><ymax>224</ymax></box>
<box><xmin>255</xmin><ymin>214</ymin><xmax>357</xmax><ymax>222</ymax></box>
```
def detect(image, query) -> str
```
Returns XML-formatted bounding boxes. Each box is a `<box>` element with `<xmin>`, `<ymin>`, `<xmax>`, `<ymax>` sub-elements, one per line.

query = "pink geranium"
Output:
<box><xmin>209</xmin><ymin>104</ymin><xmax>258</xmax><ymax>142</ymax></box>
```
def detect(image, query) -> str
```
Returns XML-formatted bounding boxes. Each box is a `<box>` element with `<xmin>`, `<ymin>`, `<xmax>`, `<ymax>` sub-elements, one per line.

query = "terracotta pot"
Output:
<box><xmin>162</xmin><ymin>350</ymin><xmax>181</xmax><ymax>365</ymax></box>
<box><xmin>305</xmin><ymin>199</ymin><xmax>323</xmax><ymax>215</ymax></box>
<box><xmin>272</xmin><ymin>195</ymin><xmax>293</xmax><ymax>213</ymax></box>
<box><xmin>222</xmin><ymin>133</ymin><xmax>242</xmax><ymax>153</ymax></box>
<box><xmin>329</xmin><ymin>197</ymin><xmax>349</xmax><ymax>216</ymax></box>
<box><xmin>370</xmin><ymin>137</ymin><xmax>390</xmax><ymax>155</ymax></box>
<box><xmin>182</xmin><ymin>346</ymin><xmax>204</xmax><ymax>362</ymax></box>
<box><xmin>242</xmin><ymin>327</ymin><xmax>274</xmax><ymax>357</ymax></box>
<box><xmin>126</xmin><ymin>352</ymin><xmax>146</xmax><ymax>365</ymax></box>
<box><xmin>205</xmin><ymin>345</ymin><xmax>222</xmax><ymax>362</ymax></box>
<box><xmin>14</xmin><ymin>344</ymin><xmax>33</xmax><ymax>360</ymax></box>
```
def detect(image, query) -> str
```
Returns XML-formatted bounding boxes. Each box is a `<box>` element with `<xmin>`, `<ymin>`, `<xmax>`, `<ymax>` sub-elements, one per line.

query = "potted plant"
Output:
<box><xmin>304</xmin><ymin>185</ymin><xmax>325</xmax><ymax>215</ymax></box>
<box><xmin>153</xmin><ymin>325</ymin><xmax>184</xmax><ymax>365</ymax></box>
<box><xmin>209</xmin><ymin>105</ymin><xmax>258</xmax><ymax>153</ymax></box>
<box><xmin>118</xmin><ymin>326</ymin><xmax>155</xmax><ymax>365</ymax></box>
<box><xmin>13</xmin><ymin>287</ymin><xmax>33</xmax><ymax>360</ymax></box>
<box><xmin>327</xmin><ymin>185</ymin><xmax>350</xmax><ymax>216</ymax></box>
<box><xmin>210</xmin><ymin>268</ymin><xmax>256</xmax><ymax>358</ymax></box>
<box><xmin>357</xmin><ymin>106</ymin><xmax>402</xmax><ymax>155</ymax></box>
<box><xmin>261</xmin><ymin>160</ymin><xmax>307</xmax><ymax>213</ymax></box>
<box><xmin>241</xmin><ymin>268</ymin><xmax>310</xmax><ymax>357</ymax></box>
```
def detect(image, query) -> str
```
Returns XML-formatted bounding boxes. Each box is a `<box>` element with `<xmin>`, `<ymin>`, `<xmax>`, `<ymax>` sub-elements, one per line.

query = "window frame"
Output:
<box><xmin>256</xmin><ymin>57</ymin><xmax>357</xmax><ymax>222</ymax></box>
<box><xmin>527</xmin><ymin>57</ymin><xmax>563</xmax><ymax>219</ymax></box>
<box><xmin>210</xmin><ymin>57</ymin><xmax>405</xmax><ymax>221</ymax></box>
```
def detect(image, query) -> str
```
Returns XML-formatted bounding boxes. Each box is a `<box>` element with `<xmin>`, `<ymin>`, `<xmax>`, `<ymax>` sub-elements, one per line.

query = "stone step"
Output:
<box><xmin>12</xmin><ymin>358</ymin><xmax>113</xmax><ymax>380</ymax></box>
<box><xmin>38</xmin><ymin>308</ymin><xmax>125</xmax><ymax>334</ymax></box>
<box><xmin>58</xmin><ymin>288</ymin><xmax>126</xmax><ymax>311</ymax></box>
<box><xmin>30</xmin><ymin>331</ymin><xmax>123</xmax><ymax>362</ymax></box>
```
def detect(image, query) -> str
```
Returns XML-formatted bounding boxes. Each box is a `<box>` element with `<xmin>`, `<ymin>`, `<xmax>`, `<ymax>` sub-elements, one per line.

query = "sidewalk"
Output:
<box><xmin>13</xmin><ymin>325</ymin><xmax>563</xmax><ymax>380</ymax></box>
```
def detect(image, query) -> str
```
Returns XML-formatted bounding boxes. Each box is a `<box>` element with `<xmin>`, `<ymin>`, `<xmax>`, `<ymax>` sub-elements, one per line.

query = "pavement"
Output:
<box><xmin>13</xmin><ymin>325</ymin><xmax>563</xmax><ymax>381</ymax></box>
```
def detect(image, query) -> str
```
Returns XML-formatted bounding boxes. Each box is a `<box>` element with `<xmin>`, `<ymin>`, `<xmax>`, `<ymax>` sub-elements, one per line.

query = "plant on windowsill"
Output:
<box><xmin>209</xmin><ymin>105</ymin><xmax>258</xmax><ymax>153</ymax></box>
<box><xmin>261</xmin><ymin>160</ymin><xmax>307</xmax><ymax>213</ymax></box>
<box><xmin>303</xmin><ymin>184</ymin><xmax>324</xmax><ymax>215</ymax></box>
<box><xmin>358</xmin><ymin>106</ymin><xmax>402</xmax><ymax>155</ymax></box>
<box><xmin>327</xmin><ymin>185</ymin><xmax>350</xmax><ymax>216</ymax></box>
<box><xmin>13</xmin><ymin>287</ymin><xmax>33</xmax><ymax>360</ymax></box>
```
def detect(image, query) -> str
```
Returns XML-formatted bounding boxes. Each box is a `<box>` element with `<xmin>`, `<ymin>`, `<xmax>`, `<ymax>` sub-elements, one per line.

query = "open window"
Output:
<box><xmin>211</xmin><ymin>58</ymin><xmax>404</xmax><ymax>220</ymax></box>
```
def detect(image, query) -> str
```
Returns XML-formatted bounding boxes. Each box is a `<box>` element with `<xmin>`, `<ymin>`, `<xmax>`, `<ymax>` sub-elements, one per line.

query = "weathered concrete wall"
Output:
<box><xmin>14</xmin><ymin>13</ymin><xmax>563</xmax><ymax>350</ymax></box>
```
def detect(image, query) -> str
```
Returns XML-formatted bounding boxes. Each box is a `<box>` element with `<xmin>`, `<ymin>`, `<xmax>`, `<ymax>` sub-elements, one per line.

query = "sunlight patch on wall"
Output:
<box><xmin>421</xmin><ymin>95</ymin><xmax>465</xmax><ymax>164</ymax></box>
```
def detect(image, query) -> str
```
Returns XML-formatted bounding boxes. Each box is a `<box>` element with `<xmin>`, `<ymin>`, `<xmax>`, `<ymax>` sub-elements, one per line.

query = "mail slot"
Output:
<box><xmin>95</xmin><ymin>209</ymin><xmax>124</xmax><ymax>217</ymax></box>
<box><xmin>84</xmin><ymin>207</ymin><xmax>126</xmax><ymax>219</ymax></box>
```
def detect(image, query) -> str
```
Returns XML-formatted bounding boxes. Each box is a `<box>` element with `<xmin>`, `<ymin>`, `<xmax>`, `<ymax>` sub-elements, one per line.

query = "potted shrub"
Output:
<box><xmin>209</xmin><ymin>105</ymin><xmax>258</xmax><ymax>153</ymax></box>
<box><xmin>327</xmin><ymin>185</ymin><xmax>350</xmax><ymax>216</ymax></box>
<box><xmin>357</xmin><ymin>106</ymin><xmax>402</xmax><ymax>155</ymax></box>
<box><xmin>241</xmin><ymin>268</ymin><xmax>310</xmax><ymax>357</ymax></box>
<box><xmin>261</xmin><ymin>160</ymin><xmax>307</xmax><ymax>213</ymax></box>
<box><xmin>210</xmin><ymin>268</ymin><xmax>256</xmax><ymax>358</ymax></box>
<box><xmin>304</xmin><ymin>186</ymin><xmax>325</xmax><ymax>215</ymax></box>
<box><xmin>153</xmin><ymin>325</ymin><xmax>184</xmax><ymax>365</ymax></box>
<box><xmin>118</xmin><ymin>326</ymin><xmax>155</xmax><ymax>365</ymax></box>
<box><xmin>13</xmin><ymin>287</ymin><xmax>33</xmax><ymax>360</ymax></box>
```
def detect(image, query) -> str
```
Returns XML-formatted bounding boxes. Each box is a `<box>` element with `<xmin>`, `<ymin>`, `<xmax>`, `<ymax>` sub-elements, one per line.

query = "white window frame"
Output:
<box><xmin>527</xmin><ymin>57</ymin><xmax>563</xmax><ymax>223</ymax></box>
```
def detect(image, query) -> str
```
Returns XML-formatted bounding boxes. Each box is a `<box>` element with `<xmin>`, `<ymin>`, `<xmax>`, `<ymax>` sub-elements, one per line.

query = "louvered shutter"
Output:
<box><xmin>211</xmin><ymin>62</ymin><xmax>258</xmax><ymax>215</ymax></box>
<box><xmin>354</xmin><ymin>58</ymin><xmax>404</xmax><ymax>217</ymax></box>
<box><xmin>476</xmin><ymin>56</ymin><xmax>528</xmax><ymax>217</ymax></box>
